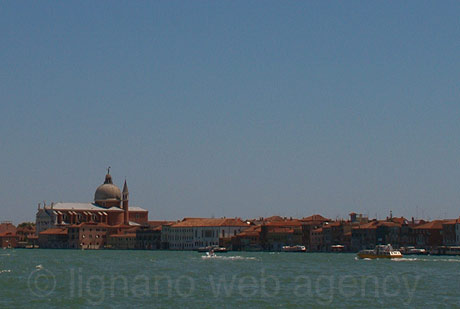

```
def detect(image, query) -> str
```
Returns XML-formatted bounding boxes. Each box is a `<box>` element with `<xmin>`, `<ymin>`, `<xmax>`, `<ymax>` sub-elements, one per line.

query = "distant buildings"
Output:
<box><xmin>1</xmin><ymin>170</ymin><xmax>460</xmax><ymax>253</ymax></box>
<box><xmin>162</xmin><ymin>218</ymin><xmax>249</xmax><ymax>250</ymax></box>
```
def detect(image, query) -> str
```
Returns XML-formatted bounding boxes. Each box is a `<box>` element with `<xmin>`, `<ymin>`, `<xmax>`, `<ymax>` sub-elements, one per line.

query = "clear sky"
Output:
<box><xmin>1</xmin><ymin>2</ymin><xmax>459</xmax><ymax>224</ymax></box>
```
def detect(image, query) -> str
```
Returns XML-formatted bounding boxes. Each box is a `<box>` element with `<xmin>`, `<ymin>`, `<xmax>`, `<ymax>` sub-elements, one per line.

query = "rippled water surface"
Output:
<box><xmin>1</xmin><ymin>249</ymin><xmax>459</xmax><ymax>308</ymax></box>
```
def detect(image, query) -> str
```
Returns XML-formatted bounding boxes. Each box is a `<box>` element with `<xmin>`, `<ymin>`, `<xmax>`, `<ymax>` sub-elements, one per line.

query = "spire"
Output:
<box><xmin>122</xmin><ymin>179</ymin><xmax>129</xmax><ymax>194</ymax></box>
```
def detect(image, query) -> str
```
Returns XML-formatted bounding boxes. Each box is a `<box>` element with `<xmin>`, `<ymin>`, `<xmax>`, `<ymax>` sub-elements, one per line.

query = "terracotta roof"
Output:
<box><xmin>147</xmin><ymin>221</ymin><xmax>174</xmax><ymax>228</ymax></box>
<box><xmin>442</xmin><ymin>218</ymin><xmax>460</xmax><ymax>225</ymax></box>
<box><xmin>0</xmin><ymin>232</ymin><xmax>17</xmax><ymax>237</ymax></box>
<box><xmin>312</xmin><ymin>228</ymin><xmax>323</xmax><ymax>233</ymax></box>
<box><xmin>265</xmin><ymin>220</ymin><xmax>302</xmax><ymax>227</ymax></box>
<box><xmin>353</xmin><ymin>221</ymin><xmax>378</xmax><ymax>230</ymax></box>
<box><xmin>378</xmin><ymin>221</ymin><xmax>401</xmax><ymax>228</ymax></box>
<box><xmin>264</xmin><ymin>216</ymin><xmax>285</xmax><ymax>222</ymax></box>
<box><xmin>328</xmin><ymin>221</ymin><xmax>343</xmax><ymax>227</ymax></box>
<box><xmin>390</xmin><ymin>217</ymin><xmax>408</xmax><ymax>225</ymax></box>
<box><xmin>39</xmin><ymin>228</ymin><xmax>68</xmax><ymax>235</ymax></box>
<box><xmin>413</xmin><ymin>220</ymin><xmax>445</xmax><ymax>230</ymax></box>
<box><xmin>235</xmin><ymin>225</ymin><xmax>261</xmax><ymax>237</ymax></box>
<box><xmin>302</xmin><ymin>214</ymin><xmax>330</xmax><ymax>222</ymax></box>
<box><xmin>171</xmin><ymin>218</ymin><xmax>248</xmax><ymax>228</ymax></box>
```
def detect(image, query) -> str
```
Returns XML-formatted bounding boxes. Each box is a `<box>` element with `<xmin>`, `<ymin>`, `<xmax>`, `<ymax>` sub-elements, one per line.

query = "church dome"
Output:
<box><xmin>94</xmin><ymin>172</ymin><xmax>121</xmax><ymax>202</ymax></box>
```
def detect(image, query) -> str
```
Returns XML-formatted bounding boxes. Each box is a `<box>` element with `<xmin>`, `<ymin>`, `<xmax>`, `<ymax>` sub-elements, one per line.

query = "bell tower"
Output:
<box><xmin>122</xmin><ymin>179</ymin><xmax>129</xmax><ymax>225</ymax></box>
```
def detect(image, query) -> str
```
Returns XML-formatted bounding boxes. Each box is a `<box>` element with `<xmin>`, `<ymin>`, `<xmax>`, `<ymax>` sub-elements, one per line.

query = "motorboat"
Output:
<box><xmin>281</xmin><ymin>245</ymin><xmax>306</xmax><ymax>252</ymax></box>
<box><xmin>400</xmin><ymin>246</ymin><xmax>427</xmax><ymax>255</ymax></box>
<box><xmin>357</xmin><ymin>244</ymin><xmax>402</xmax><ymax>259</ymax></box>
<box><xmin>201</xmin><ymin>250</ymin><xmax>217</xmax><ymax>259</ymax></box>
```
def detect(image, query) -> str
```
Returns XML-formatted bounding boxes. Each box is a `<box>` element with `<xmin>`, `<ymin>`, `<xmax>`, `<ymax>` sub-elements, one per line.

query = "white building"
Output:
<box><xmin>163</xmin><ymin>218</ymin><xmax>249</xmax><ymax>250</ymax></box>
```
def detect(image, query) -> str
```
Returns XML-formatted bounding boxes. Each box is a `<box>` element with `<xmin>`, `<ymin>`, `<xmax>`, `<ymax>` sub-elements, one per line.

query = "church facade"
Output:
<box><xmin>36</xmin><ymin>170</ymin><xmax>148</xmax><ymax>235</ymax></box>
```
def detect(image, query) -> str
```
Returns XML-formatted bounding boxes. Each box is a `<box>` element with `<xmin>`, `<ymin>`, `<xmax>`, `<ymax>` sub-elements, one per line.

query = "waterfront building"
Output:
<box><xmin>442</xmin><ymin>219</ymin><xmax>460</xmax><ymax>246</ymax></box>
<box><xmin>300</xmin><ymin>214</ymin><xmax>329</xmax><ymax>250</ymax></box>
<box><xmin>36</xmin><ymin>170</ymin><xmax>148</xmax><ymax>234</ymax></box>
<box><xmin>310</xmin><ymin>227</ymin><xmax>323</xmax><ymax>251</ymax></box>
<box><xmin>135</xmin><ymin>221</ymin><xmax>173</xmax><ymax>250</ymax></box>
<box><xmin>351</xmin><ymin>221</ymin><xmax>378</xmax><ymax>251</ymax></box>
<box><xmin>231</xmin><ymin>225</ymin><xmax>262</xmax><ymax>251</ymax></box>
<box><xmin>16</xmin><ymin>223</ymin><xmax>36</xmax><ymax>248</ymax></box>
<box><xmin>38</xmin><ymin>228</ymin><xmax>69</xmax><ymax>248</ymax></box>
<box><xmin>163</xmin><ymin>218</ymin><xmax>249</xmax><ymax>250</ymax></box>
<box><xmin>0</xmin><ymin>232</ymin><xmax>18</xmax><ymax>248</ymax></box>
<box><xmin>0</xmin><ymin>222</ymin><xmax>16</xmax><ymax>234</ymax></box>
<box><xmin>67</xmin><ymin>222</ymin><xmax>114</xmax><ymax>249</ymax></box>
<box><xmin>260</xmin><ymin>219</ymin><xmax>303</xmax><ymax>251</ymax></box>
<box><xmin>413</xmin><ymin>220</ymin><xmax>444</xmax><ymax>249</ymax></box>
<box><xmin>107</xmin><ymin>228</ymin><xmax>138</xmax><ymax>249</ymax></box>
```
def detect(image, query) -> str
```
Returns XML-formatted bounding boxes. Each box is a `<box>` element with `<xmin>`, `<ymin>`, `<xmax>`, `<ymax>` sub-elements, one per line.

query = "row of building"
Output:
<box><xmin>5</xmin><ymin>212</ymin><xmax>460</xmax><ymax>252</ymax></box>
<box><xmin>2</xmin><ymin>170</ymin><xmax>460</xmax><ymax>252</ymax></box>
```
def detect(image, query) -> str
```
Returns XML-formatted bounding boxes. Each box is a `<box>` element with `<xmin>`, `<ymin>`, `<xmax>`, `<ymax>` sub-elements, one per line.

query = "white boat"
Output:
<box><xmin>400</xmin><ymin>246</ymin><xmax>426</xmax><ymax>255</ymax></box>
<box><xmin>282</xmin><ymin>245</ymin><xmax>306</xmax><ymax>252</ymax></box>
<box><xmin>201</xmin><ymin>251</ymin><xmax>217</xmax><ymax>259</ymax></box>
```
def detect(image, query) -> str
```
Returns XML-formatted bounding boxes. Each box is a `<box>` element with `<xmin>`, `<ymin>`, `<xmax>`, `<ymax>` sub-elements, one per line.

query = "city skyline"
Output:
<box><xmin>1</xmin><ymin>2</ymin><xmax>460</xmax><ymax>224</ymax></box>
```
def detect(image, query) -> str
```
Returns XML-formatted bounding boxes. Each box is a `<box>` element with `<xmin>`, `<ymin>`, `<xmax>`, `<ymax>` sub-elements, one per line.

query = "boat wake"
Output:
<box><xmin>0</xmin><ymin>269</ymin><xmax>11</xmax><ymax>274</ymax></box>
<box><xmin>201</xmin><ymin>255</ymin><xmax>258</xmax><ymax>261</ymax></box>
<box><xmin>355</xmin><ymin>257</ymin><xmax>372</xmax><ymax>261</ymax></box>
<box><xmin>392</xmin><ymin>257</ymin><xmax>460</xmax><ymax>263</ymax></box>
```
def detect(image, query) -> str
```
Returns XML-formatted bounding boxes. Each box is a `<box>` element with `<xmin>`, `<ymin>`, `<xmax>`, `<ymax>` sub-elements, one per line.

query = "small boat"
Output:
<box><xmin>331</xmin><ymin>245</ymin><xmax>345</xmax><ymax>252</ymax></box>
<box><xmin>282</xmin><ymin>245</ymin><xmax>306</xmax><ymax>252</ymax></box>
<box><xmin>400</xmin><ymin>246</ymin><xmax>427</xmax><ymax>255</ymax></box>
<box><xmin>201</xmin><ymin>250</ymin><xmax>217</xmax><ymax>259</ymax></box>
<box><xmin>213</xmin><ymin>247</ymin><xmax>228</xmax><ymax>253</ymax></box>
<box><xmin>357</xmin><ymin>244</ymin><xmax>402</xmax><ymax>259</ymax></box>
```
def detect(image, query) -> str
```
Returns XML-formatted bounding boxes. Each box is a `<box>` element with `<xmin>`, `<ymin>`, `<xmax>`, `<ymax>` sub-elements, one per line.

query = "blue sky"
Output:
<box><xmin>1</xmin><ymin>2</ymin><xmax>459</xmax><ymax>224</ymax></box>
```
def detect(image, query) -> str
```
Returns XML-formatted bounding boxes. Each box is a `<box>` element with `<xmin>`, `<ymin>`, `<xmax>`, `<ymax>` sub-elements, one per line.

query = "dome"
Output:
<box><xmin>94</xmin><ymin>173</ymin><xmax>121</xmax><ymax>202</ymax></box>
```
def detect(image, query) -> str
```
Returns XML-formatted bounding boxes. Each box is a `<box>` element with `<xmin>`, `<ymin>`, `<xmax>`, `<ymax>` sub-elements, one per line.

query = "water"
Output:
<box><xmin>1</xmin><ymin>249</ymin><xmax>459</xmax><ymax>308</ymax></box>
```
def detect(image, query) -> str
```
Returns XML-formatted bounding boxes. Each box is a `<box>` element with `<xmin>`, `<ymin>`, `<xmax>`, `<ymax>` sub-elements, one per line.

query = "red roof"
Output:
<box><xmin>302</xmin><ymin>214</ymin><xmax>330</xmax><ymax>222</ymax></box>
<box><xmin>235</xmin><ymin>225</ymin><xmax>261</xmax><ymax>237</ymax></box>
<box><xmin>147</xmin><ymin>221</ymin><xmax>175</xmax><ymax>228</ymax></box>
<box><xmin>353</xmin><ymin>221</ymin><xmax>378</xmax><ymax>230</ymax></box>
<box><xmin>171</xmin><ymin>218</ymin><xmax>248</xmax><ymax>228</ymax></box>
<box><xmin>413</xmin><ymin>220</ymin><xmax>445</xmax><ymax>230</ymax></box>
<box><xmin>0</xmin><ymin>232</ymin><xmax>17</xmax><ymax>237</ymax></box>
<box><xmin>390</xmin><ymin>217</ymin><xmax>407</xmax><ymax>225</ymax></box>
<box><xmin>378</xmin><ymin>221</ymin><xmax>401</xmax><ymax>228</ymax></box>
<box><xmin>265</xmin><ymin>219</ymin><xmax>302</xmax><ymax>227</ymax></box>
<box><xmin>39</xmin><ymin>228</ymin><xmax>68</xmax><ymax>235</ymax></box>
<box><xmin>263</xmin><ymin>216</ymin><xmax>285</xmax><ymax>222</ymax></box>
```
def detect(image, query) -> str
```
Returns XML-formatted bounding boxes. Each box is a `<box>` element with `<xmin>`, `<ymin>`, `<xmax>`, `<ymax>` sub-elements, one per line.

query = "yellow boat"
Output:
<box><xmin>357</xmin><ymin>244</ymin><xmax>403</xmax><ymax>259</ymax></box>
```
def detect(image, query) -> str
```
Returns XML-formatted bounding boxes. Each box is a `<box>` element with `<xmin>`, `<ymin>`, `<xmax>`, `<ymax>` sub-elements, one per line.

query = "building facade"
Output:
<box><xmin>163</xmin><ymin>218</ymin><xmax>249</xmax><ymax>250</ymax></box>
<box><xmin>36</xmin><ymin>170</ymin><xmax>148</xmax><ymax>234</ymax></box>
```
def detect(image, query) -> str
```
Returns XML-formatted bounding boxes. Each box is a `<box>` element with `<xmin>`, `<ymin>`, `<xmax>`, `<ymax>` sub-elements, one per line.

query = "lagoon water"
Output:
<box><xmin>1</xmin><ymin>249</ymin><xmax>459</xmax><ymax>308</ymax></box>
